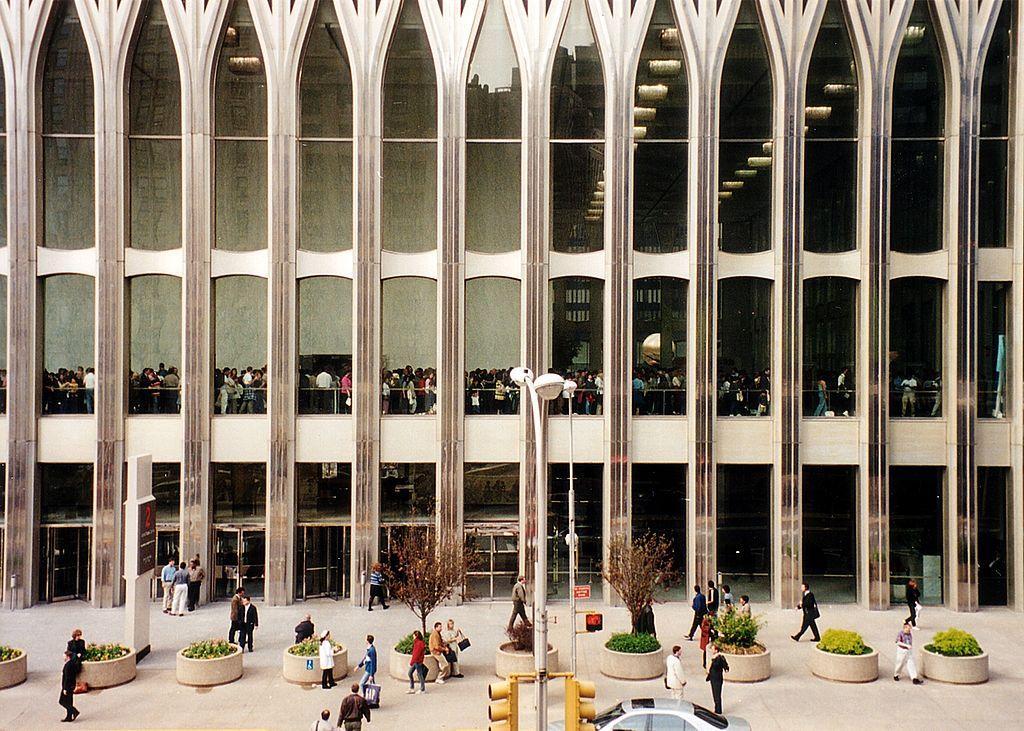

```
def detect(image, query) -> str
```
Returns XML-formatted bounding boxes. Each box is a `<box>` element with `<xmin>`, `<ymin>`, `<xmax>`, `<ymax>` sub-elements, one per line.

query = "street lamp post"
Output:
<box><xmin>563</xmin><ymin>380</ymin><xmax>578</xmax><ymax>675</ymax></box>
<box><xmin>510</xmin><ymin>367</ymin><xmax>565</xmax><ymax>731</ymax></box>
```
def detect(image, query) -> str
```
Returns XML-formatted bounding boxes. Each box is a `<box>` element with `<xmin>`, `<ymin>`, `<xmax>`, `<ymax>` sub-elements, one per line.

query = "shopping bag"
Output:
<box><xmin>458</xmin><ymin>637</ymin><xmax>471</xmax><ymax>651</ymax></box>
<box><xmin>363</xmin><ymin>682</ymin><xmax>381</xmax><ymax>709</ymax></box>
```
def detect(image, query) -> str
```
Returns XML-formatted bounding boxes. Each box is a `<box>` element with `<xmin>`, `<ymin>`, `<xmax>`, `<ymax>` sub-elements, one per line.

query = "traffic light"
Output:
<box><xmin>488</xmin><ymin>677</ymin><xmax>519</xmax><ymax>731</ymax></box>
<box><xmin>564</xmin><ymin>676</ymin><xmax>597</xmax><ymax>731</ymax></box>
<box><xmin>585</xmin><ymin>612</ymin><xmax>603</xmax><ymax>632</ymax></box>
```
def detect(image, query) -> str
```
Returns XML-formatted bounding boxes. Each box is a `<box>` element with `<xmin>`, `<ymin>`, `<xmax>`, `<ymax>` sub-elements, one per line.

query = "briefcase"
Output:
<box><xmin>364</xmin><ymin>682</ymin><xmax>381</xmax><ymax>709</ymax></box>
<box><xmin>458</xmin><ymin>637</ymin><xmax>471</xmax><ymax>651</ymax></box>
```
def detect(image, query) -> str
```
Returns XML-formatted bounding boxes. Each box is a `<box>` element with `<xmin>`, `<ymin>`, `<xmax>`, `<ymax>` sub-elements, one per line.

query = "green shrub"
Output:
<box><xmin>0</xmin><ymin>646</ymin><xmax>23</xmax><ymax>662</ymax></box>
<box><xmin>714</xmin><ymin>610</ymin><xmax>761</xmax><ymax>650</ymax></box>
<box><xmin>605</xmin><ymin>633</ymin><xmax>661</xmax><ymax>654</ymax></box>
<box><xmin>289</xmin><ymin>638</ymin><xmax>342</xmax><ymax>657</ymax></box>
<box><xmin>924</xmin><ymin>628</ymin><xmax>982</xmax><ymax>657</ymax></box>
<box><xmin>394</xmin><ymin>633</ymin><xmax>415</xmax><ymax>655</ymax></box>
<box><xmin>182</xmin><ymin>639</ymin><xmax>236</xmax><ymax>660</ymax></box>
<box><xmin>816</xmin><ymin>629</ymin><xmax>871</xmax><ymax>656</ymax></box>
<box><xmin>82</xmin><ymin>644</ymin><xmax>131</xmax><ymax>662</ymax></box>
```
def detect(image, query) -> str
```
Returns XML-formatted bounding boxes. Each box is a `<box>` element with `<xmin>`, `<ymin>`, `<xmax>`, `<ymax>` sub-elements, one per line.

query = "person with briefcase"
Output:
<box><xmin>442</xmin><ymin>618</ymin><xmax>469</xmax><ymax>678</ymax></box>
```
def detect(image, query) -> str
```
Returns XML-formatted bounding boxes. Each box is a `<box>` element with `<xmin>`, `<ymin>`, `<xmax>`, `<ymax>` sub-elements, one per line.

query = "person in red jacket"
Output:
<box><xmin>406</xmin><ymin>630</ymin><xmax>428</xmax><ymax>694</ymax></box>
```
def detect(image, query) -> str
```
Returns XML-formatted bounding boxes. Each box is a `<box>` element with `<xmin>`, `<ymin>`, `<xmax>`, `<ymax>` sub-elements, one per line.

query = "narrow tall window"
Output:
<box><xmin>889</xmin><ymin>277</ymin><xmax>943</xmax><ymax>417</ymax></box>
<box><xmin>632</xmin><ymin>277</ymin><xmax>686</xmax><ymax>415</ymax></box>
<box><xmin>718</xmin><ymin>0</ymin><xmax>771</xmax><ymax>254</ymax></box>
<box><xmin>128</xmin><ymin>275</ymin><xmax>182</xmax><ymax>414</ymax></box>
<box><xmin>213</xmin><ymin>276</ymin><xmax>268</xmax><ymax>415</ymax></box>
<box><xmin>890</xmin><ymin>4</ymin><xmax>944</xmax><ymax>253</ymax></box>
<box><xmin>41</xmin><ymin>275</ymin><xmax>96</xmax><ymax>415</ymax></box>
<box><xmin>42</xmin><ymin>1</ymin><xmax>94</xmax><ymax>250</ymax></box>
<box><xmin>214</xmin><ymin>1</ymin><xmax>267</xmax><ymax>251</ymax></box>
<box><xmin>803</xmin><ymin>278</ymin><xmax>856</xmax><ymax>416</ymax></box>
<box><xmin>717</xmin><ymin>278</ymin><xmax>771</xmax><ymax>416</ymax></box>
<box><xmin>381</xmin><ymin>278</ymin><xmax>437</xmax><ymax>415</ymax></box>
<box><xmin>977</xmin><ymin>282</ymin><xmax>1009</xmax><ymax>419</ymax></box>
<box><xmin>978</xmin><ymin>3</ymin><xmax>1011</xmax><ymax>248</ymax></box>
<box><xmin>298</xmin><ymin>277</ymin><xmax>353</xmax><ymax>414</ymax></box>
<box><xmin>0</xmin><ymin>56</ymin><xmax>6</xmax><ymax>247</ymax></box>
<box><xmin>465</xmin><ymin>278</ymin><xmax>520</xmax><ymax>415</ymax></box>
<box><xmin>550</xmin><ymin>277</ymin><xmax>604</xmax><ymax>413</ymax></box>
<box><xmin>129</xmin><ymin>0</ymin><xmax>182</xmax><ymax>250</ymax></box>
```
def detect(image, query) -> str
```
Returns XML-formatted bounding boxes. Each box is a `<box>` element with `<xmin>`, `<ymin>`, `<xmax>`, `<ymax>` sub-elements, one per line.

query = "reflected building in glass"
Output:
<box><xmin>0</xmin><ymin>0</ymin><xmax>1020</xmax><ymax>616</ymax></box>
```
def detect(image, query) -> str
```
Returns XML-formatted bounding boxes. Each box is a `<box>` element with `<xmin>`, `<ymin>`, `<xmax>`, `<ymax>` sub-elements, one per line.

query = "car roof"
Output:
<box><xmin>624</xmin><ymin>699</ymin><xmax>695</xmax><ymax>713</ymax></box>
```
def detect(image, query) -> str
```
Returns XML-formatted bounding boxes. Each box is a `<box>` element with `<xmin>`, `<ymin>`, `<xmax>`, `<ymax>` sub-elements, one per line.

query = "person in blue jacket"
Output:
<box><xmin>686</xmin><ymin>585</ymin><xmax>707</xmax><ymax>641</ymax></box>
<box><xmin>357</xmin><ymin>634</ymin><xmax>377</xmax><ymax>696</ymax></box>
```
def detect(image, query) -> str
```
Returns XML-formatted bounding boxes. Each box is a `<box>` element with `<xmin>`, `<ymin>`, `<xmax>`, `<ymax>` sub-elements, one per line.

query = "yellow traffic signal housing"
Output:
<box><xmin>488</xmin><ymin>677</ymin><xmax>519</xmax><ymax>731</ymax></box>
<box><xmin>564</xmin><ymin>676</ymin><xmax>597</xmax><ymax>731</ymax></box>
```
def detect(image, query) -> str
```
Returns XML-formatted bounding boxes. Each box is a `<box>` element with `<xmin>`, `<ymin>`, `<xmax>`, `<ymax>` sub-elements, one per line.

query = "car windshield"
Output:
<box><xmin>593</xmin><ymin>703</ymin><xmax>626</xmax><ymax>726</ymax></box>
<box><xmin>692</xmin><ymin>704</ymin><xmax>729</xmax><ymax>730</ymax></box>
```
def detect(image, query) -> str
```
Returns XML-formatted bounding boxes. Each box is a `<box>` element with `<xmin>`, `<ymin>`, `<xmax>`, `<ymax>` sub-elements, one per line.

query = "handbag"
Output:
<box><xmin>458</xmin><ymin>637</ymin><xmax>471</xmax><ymax>651</ymax></box>
<box><xmin>74</xmin><ymin>681</ymin><xmax>89</xmax><ymax>694</ymax></box>
<box><xmin>363</xmin><ymin>682</ymin><xmax>381</xmax><ymax>709</ymax></box>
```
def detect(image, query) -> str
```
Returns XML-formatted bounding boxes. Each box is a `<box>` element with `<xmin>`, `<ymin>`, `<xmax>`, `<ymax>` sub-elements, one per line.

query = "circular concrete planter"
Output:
<box><xmin>495</xmin><ymin>643</ymin><xmax>559</xmax><ymax>679</ymax></box>
<box><xmin>810</xmin><ymin>647</ymin><xmax>878</xmax><ymax>683</ymax></box>
<box><xmin>176</xmin><ymin>645</ymin><xmax>243</xmax><ymax>687</ymax></box>
<box><xmin>0</xmin><ymin>651</ymin><xmax>27</xmax><ymax>690</ymax></box>
<box><xmin>722</xmin><ymin>646</ymin><xmax>771</xmax><ymax>682</ymax></box>
<box><xmin>282</xmin><ymin>645</ymin><xmax>349</xmax><ymax>684</ymax></box>
<box><xmin>600</xmin><ymin>645</ymin><xmax>663</xmax><ymax>680</ymax></box>
<box><xmin>921</xmin><ymin>649</ymin><xmax>989</xmax><ymax>684</ymax></box>
<box><xmin>388</xmin><ymin>650</ymin><xmax>440</xmax><ymax>682</ymax></box>
<box><xmin>79</xmin><ymin>650</ymin><xmax>137</xmax><ymax>689</ymax></box>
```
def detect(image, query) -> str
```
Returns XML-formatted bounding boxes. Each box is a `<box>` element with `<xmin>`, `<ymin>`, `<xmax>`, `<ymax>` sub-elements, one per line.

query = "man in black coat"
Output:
<box><xmin>791</xmin><ymin>581</ymin><xmax>821</xmax><ymax>642</ymax></box>
<box><xmin>240</xmin><ymin>596</ymin><xmax>259</xmax><ymax>652</ymax></box>
<box><xmin>295</xmin><ymin>614</ymin><xmax>315</xmax><ymax>644</ymax></box>
<box><xmin>705</xmin><ymin>645</ymin><xmax>729</xmax><ymax>714</ymax></box>
<box><xmin>706</xmin><ymin>580</ymin><xmax>720</xmax><ymax>615</ymax></box>
<box><xmin>59</xmin><ymin>651</ymin><xmax>80</xmax><ymax>722</ymax></box>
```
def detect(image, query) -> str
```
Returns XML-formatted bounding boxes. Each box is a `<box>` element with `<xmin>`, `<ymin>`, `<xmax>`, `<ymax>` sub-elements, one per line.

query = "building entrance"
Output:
<box><xmin>214</xmin><ymin>528</ymin><xmax>265</xmax><ymax>599</ymax></box>
<box><xmin>40</xmin><ymin>526</ymin><xmax>91</xmax><ymax>602</ymax></box>
<box><xmin>297</xmin><ymin>525</ymin><xmax>350</xmax><ymax>600</ymax></box>
<box><xmin>466</xmin><ymin>527</ymin><xmax>518</xmax><ymax>601</ymax></box>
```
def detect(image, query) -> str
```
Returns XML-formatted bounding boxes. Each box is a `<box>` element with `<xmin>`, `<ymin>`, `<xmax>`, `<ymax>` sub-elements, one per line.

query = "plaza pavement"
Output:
<box><xmin>0</xmin><ymin>597</ymin><xmax>1021</xmax><ymax>730</ymax></box>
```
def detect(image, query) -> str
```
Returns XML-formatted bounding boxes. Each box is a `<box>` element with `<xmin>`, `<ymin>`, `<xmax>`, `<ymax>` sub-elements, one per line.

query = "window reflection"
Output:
<box><xmin>803</xmin><ymin>278</ymin><xmax>856</xmax><ymax>417</ymax></box>
<box><xmin>889</xmin><ymin>277</ymin><xmax>942</xmax><ymax>417</ymax></box>
<box><xmin>128</xmin><ymin>275</ymin><xmax>182</xmax><ymax>415</ymax></box>
<box><xmin>633</xmin><ymin>277</ymin><xmax>686</xmax><ymax>415</ymax></box>
<box><xmin>978</xmin><ymin>3</ymin><xmax>1011</xmax><ymax>248</ymax></box>
<box><xmin>298</xmin><ymin>277</ymin><xmax>353</xmax><ymax>415</ymax></box>
<box><xmin>380</xmin><ymin>463</ymin><xmax>435</xmax><ymax>522</ymax></box>
<box><xmin>297</xmin><ymin>463</ymin><xmax>351</xmax><ymax>522</ymax></box>
<box><xmin>549</xmin><ymin>464</ymin><xmax>602</xmax><ymax>596</ymax></box>
<box><xmin>212</xmin><ymin>463</ymin><xmax>266</xmax><ymax>523</ymax></box>
<box><xmin>465</xmin><ymin>463</ymin><xmax>518</xmax><ymax>522</ymax></box>
<box><xmin>717</xmin><ymin>278</ymin><xmax>771</xmax><ymax>416</ymax></box>
<box><xmin>978</xmin><ymin>282</ymin><xmax>1008</xmax><ymax>419</ymax></box>
<box><xmin>632</xmin><ymin>464</ymin><xmax>685</xmax><ymax>599</ymax></box>
<box><xmin>977</xmin><ymin>467</ymin><xmax>1008</xmax><ymax>606</ymax></box>
<box><xmin>381</xmin><ymin>278</ymin><xmax>437</xmax><ymax>415</ymax></box>
<box><xmin>41</xmin><ymin>275</ymin><xmax>95</xmax><ymax>415</ymax></box>
<box><xmin>550</xmin><ymin>277</ymin><xmax>603</xmax><ymax>414</ymax></box>
<box><xmin>465</xmin><ymin>278</ymin><xmax>520</xmax><ymax>415</ymax></box>
<box><xmin>213</xmin><ymin>276</ymin><xmax>268</xmax><ymax>415</ymax></box>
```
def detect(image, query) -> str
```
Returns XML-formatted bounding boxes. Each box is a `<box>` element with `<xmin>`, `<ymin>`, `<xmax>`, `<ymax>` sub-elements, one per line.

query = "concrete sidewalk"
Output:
<box><xmin>0</xmin><ymin>598</ymin><xmax>1021</xmax><ymax>730</ymax></box>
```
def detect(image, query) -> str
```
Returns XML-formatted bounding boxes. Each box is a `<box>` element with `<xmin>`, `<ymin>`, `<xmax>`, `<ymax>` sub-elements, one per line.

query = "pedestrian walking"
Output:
<box><xmin>406</xmin><ymin>630</ymin><xmax>428</xmax><ymax>695</ymax></box>
<box><xmin>170</xmin><ymin>561</ymin><xmax>190</xmax><ymax>616</ymax></box>
<box><xmin>367</xmin><ymin>563</ymin><xmax>389</xmax><ymax>611</ymax></box>
<box><xmin>240</xmin><ymin>596</ymin><xmax>259</xmax><ymax>652</ymax></box>
<box><xmin>508</xmin><ymin>575</ymin><xmax>530</xmax><ymax>632</ymax></box>
<box><xmin>706</xmin><ymin>645</ymin><xmax>729</xmax><ymax>714</ymax></box>
<box><xmin>686</xmin><ymin>585</ymin><xmax>707</xmax><ymax>640</ymax></box>
<box><xmin>59</xmin><ymin>651</ymin><xmax>80</xmax><ymax>723</ymax></box>
<box><xmin>295</xmin><ymin>614</ymin><xmax>315</xmax><ymax>643</ymax></box>
<box><xmin>160</xmin><ymin>558</ymin><xmax>176</xmax><ymax>613</ymax></box>
<box><xmin>905</xmin><ymin>579</ymin><xmax>922</xmax><ymax>628</ymax></box>
<box><xmin>664</xmin><ymin>645</ymin><xmax>686</xmax><ymax>700</ymax></box>
<box><xmin>357</xmin><ymin>635</ymin><xmax>378</xmax><ymax>695</ymax></box>
<box><xmin>791</xmin><ymin>581</ymin><xmax>821</xmax><ymax>642</ymax></box>
<box><xmin>228</xmin><ymin>587</ymin><xmax>245</xmax><ymax>644</ymax></box>
<box><xmin>894</xmin><ymin>622</ymin><xmax>923</xmax><ymax>685</ymax></box>
<box><xmin>441</xmin><ymin>619</ymin><xmax>466</xmax><ymax>677</ymax></box>
<box><xmin>309</xmin><ymin>709</ymin><xmax>333</xmax><ymax>731</ymax></box>
<box><xmin>428</xmin><ymin>621</ymin><xmax>451</xmax><ymax>683</ymax></box>
<box><xmin>706</xmin><ymin>580</ymin><xmax>720</xmax><ymax>615</ymax></box>
<box><xmin>319</xmin><ymin>631</ymin><xmax>338</xmax><ymax>689</ymax></box>
<box><xmin>187</xmin><ymin>558</ymin><xmax>205</xmax><ymax>612</ymax></box>
<box><xmin>338</xmin><ymin>682</ymin><xmax>372</xmax><ymax>729</ymax></box>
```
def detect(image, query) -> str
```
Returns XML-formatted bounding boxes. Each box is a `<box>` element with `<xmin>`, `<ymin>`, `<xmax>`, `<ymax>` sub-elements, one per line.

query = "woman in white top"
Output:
<box><xmin>665</xmin><ymin>645</ymin><xmax>686</xmax><ymax>700</ymax></box>
<box><xmin>441</xmin><ymin>619</ymin><xmax>466</xmax><ymax>678</ymax></box>
<box><xmin>319</xmin><ymin>631</ymin><xmax>337</xmax><ymax>690</ymax></box>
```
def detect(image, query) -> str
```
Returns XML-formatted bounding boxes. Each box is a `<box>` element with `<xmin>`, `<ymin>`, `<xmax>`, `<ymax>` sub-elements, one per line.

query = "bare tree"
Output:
<box><xmin>603</xmin><ymin>533</ymin><xmax>681</xmax><ymax>634</ymax></box>
<box><xmin>382</xmin><ymin>526</ymin><xmax>477</xmax><ymax>636</ymax></box>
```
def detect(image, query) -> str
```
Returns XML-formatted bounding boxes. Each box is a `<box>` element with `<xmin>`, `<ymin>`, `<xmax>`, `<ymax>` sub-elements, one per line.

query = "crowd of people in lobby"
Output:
<box><xmin>717</xmin><ymin>368</ymin><xmax>771</xmax><ymax>416</ymax></box>
<box><xmin>42</xmin><ymin>367</ymin><xmax>96</xmax><ymax>414</ymax></box>
<box><xmin>891</xmin><ymin>370</ymin><xmax>942</xmax><ymax>417</ymax></box>
<box><xmin>214</xmin><ymin>366</ymin><xmax>268</xmax><ymax>414</ymax></box>
<box><xmin>129</xmin><ymin>364</ymin><xmax>181</xmax><ymax>414</ymax></box>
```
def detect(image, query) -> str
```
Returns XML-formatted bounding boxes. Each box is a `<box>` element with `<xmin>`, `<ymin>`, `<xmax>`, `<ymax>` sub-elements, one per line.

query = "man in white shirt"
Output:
<box><xmin>83</xmin><ymin>367</ymin><xmax>96</xmax><ymax>414</ymax></box>
<box><xmin>665</xmin><ymin>645</ymin><xmax>685</xmax><ymax>700</ymax></box>
<box><xmin>901</xmin><ymin>375</ymin><xmax>918</xmax><ymax>416</ymax></box>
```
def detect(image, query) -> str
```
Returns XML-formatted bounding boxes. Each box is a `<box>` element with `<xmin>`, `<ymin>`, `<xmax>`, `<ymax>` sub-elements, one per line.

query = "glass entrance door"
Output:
<box><xmin>297</xmin><ymin>525</ymin><xmax>350</xmax><ymax>600</ymax></box>
<box><xmin>214</xmin><ymin>528</ymin><xmax>265</xmax><ymax>599</ymax></box>
<box><xmin>466</xmin><ymin>529</ymin><xmax>518</xmax><ymax>600</ymax></box>
<box><xmin>41</xmin><ymin>526</ymin><xmax>91</xmax><ymax>602</ymax></box>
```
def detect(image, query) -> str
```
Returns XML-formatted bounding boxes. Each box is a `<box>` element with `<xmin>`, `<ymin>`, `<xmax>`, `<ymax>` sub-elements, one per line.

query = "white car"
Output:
<box><xmin>550</xmin><ymin>698</ymin><xmax>751</xmax><ymax>731</ymax></box>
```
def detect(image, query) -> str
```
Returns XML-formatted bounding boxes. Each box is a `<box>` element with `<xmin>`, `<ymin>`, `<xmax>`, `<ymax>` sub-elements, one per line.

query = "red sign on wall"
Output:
<box><xmin>573</xmin><ymin>585</ymin><xmax>591</xmax><ymax>600</ymax></box>
<box><xmin>138</xmin><ymin>500</ymin><xmax>157</xmax><ymax>576</ymax></box>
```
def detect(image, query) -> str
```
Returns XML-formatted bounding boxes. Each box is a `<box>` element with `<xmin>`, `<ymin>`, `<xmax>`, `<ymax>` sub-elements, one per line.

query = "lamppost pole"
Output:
<box><xmin>564</xmin><ymin>380</ymin><xmax>578</xmax><ymax>675</ymax></box>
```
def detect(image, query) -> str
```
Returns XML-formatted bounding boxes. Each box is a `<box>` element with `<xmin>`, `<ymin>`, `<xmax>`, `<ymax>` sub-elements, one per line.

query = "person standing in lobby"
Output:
<box><xmin>160</xmin><ymin>558</ymin><xmax>176</xmax><ymax>614</ymax></box>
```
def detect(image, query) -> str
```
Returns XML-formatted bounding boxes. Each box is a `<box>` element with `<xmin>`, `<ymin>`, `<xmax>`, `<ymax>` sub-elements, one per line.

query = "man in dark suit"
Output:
<box><xmin>59</xmin><ymin>651</ymin><xmax>80</xmax><ymax>722</ymax></box>
<box><xmin>240</xmin><ymin>596</ymin><xmax>259</xmax><ymax>652</ymax></box>
<box><xmin>791</xmin><ymin>581</ymin><xmax>821</xmax><ymax>642</ymax></box>
<box><xmin>706</xmin><ymin>580</ymin><xmax>720</xmax><ymax>615</ymax></box>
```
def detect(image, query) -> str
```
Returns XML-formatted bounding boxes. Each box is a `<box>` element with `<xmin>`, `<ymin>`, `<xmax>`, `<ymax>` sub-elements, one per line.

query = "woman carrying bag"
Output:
<box><xmin>442</xmin><ymin>619</ymin><xmax>467</xmax><ymax>678</ymax></box>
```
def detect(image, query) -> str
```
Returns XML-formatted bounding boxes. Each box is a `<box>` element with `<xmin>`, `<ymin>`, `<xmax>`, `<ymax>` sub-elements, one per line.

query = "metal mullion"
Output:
<box><xmin>298</xmin><ymin>137</ymin><xmax>355</xmax><ymax>143</ymax></box>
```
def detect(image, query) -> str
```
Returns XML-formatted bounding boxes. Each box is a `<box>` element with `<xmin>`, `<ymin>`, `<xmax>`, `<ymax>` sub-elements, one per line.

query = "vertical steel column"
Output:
<box><xmin>1010</xmin><ymin>0</ymin><xmax>1024</xmax><ymax>613</ymax></box>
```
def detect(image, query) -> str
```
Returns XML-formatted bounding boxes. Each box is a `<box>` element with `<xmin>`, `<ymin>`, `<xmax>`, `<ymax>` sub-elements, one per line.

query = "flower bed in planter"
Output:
<box><xmin>388</xmin><ymin>634</ymin><xmax>439</xmax><ymax>682</ymax></box>
<box><xmin>810</xmin><ymin>629</ymin><xmax>877</xmax><ymax>683</ymax></box>
<box><xmin>283</xmin><ymin>639</ymin><xmax>348</xmax><ymax>684</ymax></box>
<box><xmin>495</xmin><ymin>642</ymin><xmax>558</xmax><ymax>679</ymax></box>
<box><xmin>176</xmin><ymin>640</ymin><xmax>243</xmax><ymax>687</ymax></box>
<box><xmin>922</xmin><ymin>628</ymin><xmax>988</xmax><ymax>684</ymax></box>
<box><xmin>600</xmin><ymin>633</ymin><xmax>663</xmax><ymax>680</ymax></box>
<box><xmin>79</xmin><ymin>645</ymin><xmax>136</xmax><ymax>689</ymax></box>
<box><xmin>0</xmin><ymin>647</ymin><xmax>27</xmax><ymax>690</ymax></box>
<box><xmin>715</xmin><ymin>610</ymin><xmax>770</xmax><ymax>682</ymax></box>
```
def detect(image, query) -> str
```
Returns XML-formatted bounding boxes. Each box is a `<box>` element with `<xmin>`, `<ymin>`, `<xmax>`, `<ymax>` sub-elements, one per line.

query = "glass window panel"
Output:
<box><xmin>215</xmin><ymin>139</ymin><xmax>267</xmax><ymax>251</ymax></box>
<box><xmin>297</xmin><ymin>462</ymin><xmax>352</xmax><ymax>522</ymax></box>
<box><xmin>890</xmin><ymin>140</ymin><xmax>943</xmax><ymax>253</ymax></box>
<box><xmin>720</xmin><ymin>0</ymin><xmax>770</xmax><ymax>140</ymax></box>
<box><xmin>129</xmin><ymin>0</ymin><xmax>181</xmax><ymax>136</ymax></box>
<box><xmin>889</xmin><ymin>466</ymin><xmax>944</xmax><ymax>604</ymax></box>
<box><xmin>214</xmin><ymin>0</ymin><xmax>267</xmax><ymax>138</ymax></box>
<box><xmin>632</xmin><ymin>464</ymin><xmax>685</xmax><ymax>599</ymax></box>
<box><xmin>633</xmin><ymin>277</ymin><xmax>686</xmax><ymax>415</ymax></box>
<box><xmin>717</xmin><ymin>465</ymin><xmax>771</xmax><ymax>602</ymax></box>
<box><xmin>978</xmin><ymin>282</ymin><xmax>1008</xmax><ymax>419</ymax></box>
<box><xmin>381</xmin><ymin>279</ymin><xmax>437</xmax><ymax>414</ymax></box>
<box><xmin>299</xmin><ymin>0</ymin><xmax>353</xmax><ymax>138</ymax></box>
<box><xmin>0</xmin><ymin>465</ymin><xmax>5</xmax><ymax>523</ymax></box>
<box><xmin>802</xmin><ymin>466</ymin><xmax>856</xmax><ymax>603</ymax></box>
<box><xmin>382</xmin><ymin>142</ymin><xmax>436</xmax><ymax>252</ymax></box>
<box><xmin>0</xmin><ymin>138</ymin><xmax>5</xmax><ymax>248</ymax></box>
<box><xmin>718</xmin><ymin>142</ymin><xmax>771</xmax><ymax>253</ymax></box>
<box><xmin>551</xmin><ymin>0</ymin><xmax>603</xmax><ymax>139</ymax></box>
<box><xmin>300</xmin><ymin>141</ymin><xmax>353</xmax><ymax>252</ymax></box>
<box><xmin>43</xmin><ymin>137</ymin><xmax>94</xmax><ymax>250</ymax></box>
<box><xmin>153</xmin><ymin>463</ymin><xmax>180</xmax><ymax>524</ymax></box>
<box><xmin>130</xmin><ymin>138</ymin><xmax>182</xmax><ymax>250</ymax></box>
<box><xmin>634</xmin><ymin>0</ymin><xmax>687</xmax><ymax>141</ymax></box>
<box><xmin>383</xmin><ymin>0</ymin><xmax>437</xmax><ymax>139</ymax></box>
<box><xmin>803</xmin><ymin>278</ymin><xmax>856</xmax><ymax>416</ymax></box>
<box><xmin>466</xmin><ymin>143</ymin><xmax>520</xmax><ymax>253</ymax></box>
<box><xmin>213</xmin><ymin>276</ymin><xmax>267</xmax><ymax>414</ymax></box>
<box><xmin>550</xmin><ymin>277</ymin><xmax>603</xmax><ymax>376</ymax></box>
<box><xmin>889</xmin><ymin>277</ymin><xmax>942</xmax><ymax>417</ymax></box>
<box><xmin>464</xmin><ymin>463</ymin><xmax>518</xmax><ymax>522</ymax></box>
<box><xmin>128</xmin><ymin>275</ymin><xmax>182</xmax><ymax>415</ymax></box>
<box><xmin>804</xmin><ymin>141</ymin><xmax>855</xmax><ymax>253</ymax></box>
<box><xmin>40</xmin><ymin>464</ymin><xmax>93</xmax><ymax>524</ymax></box>
<box><xmin>298</xmin><ymin>277</ymin><xmax>353</xmax><ymax>415</ymax></box>
<box><xmin>977</xmin><ymin>467</ymin><xmax>1008</xmax><ymax>606</ymax></box>
<box><xmin>42</xmin><ymin>1</ymin><xmax>93</xmax><ymax>135</ymax></box>
<box><xmin>551</xmin><ymin>143</ymin><xmax>604</xmax><ymax>253</ymax></box>
<box><xmin>466</xmin><ymin>0</ymin><xmax>521</xmax><ymax>139</ymax></box>
<box><xmin>466</xmin><ymin>277</ymin><xmax>519</xmax><ymax>371</ymax></box>
<box><xmin>978</xmin><ymin>138</ymin><xmax>1007</xmax><ymax>248</ymax></box>
<box><xmin>980</xmin><ymin>3</ymin><xmax>1011</xmax><ymax>138</ymax></box>
<box><xmin>717</xmin><ymin>278</ymin><xmax>771</xmax><ymax>416</ymax></box>
<box><xmin>633</xmin><ymin>142</ymin><xmax>686</xmax><ymax>253</ymax></box>
<box><xmin>0</xmin><ymin>277</ymin><xmax>5</xmax><ymax>414</ymax></box>
<box><xmin>804</xmin><ymin>0</ymin><xmax>857</xmax><ymax>140</ymax></box>
<box><xmin>41</xmin><ymin>275</ymin><xmax>95</xmax><ymax>415</ymax></box>
<box><xmin>380</xmin><ymin>463</ymin><xmax>435</xmax><ymax>522</ymax></box>
<box><xmin>212</xmin><ymin>462</ymin><xmax>266</xmax><ymax>523</ymax></box>
<box><xmin>549</xmin><ymin>464</ymin><xmax>602</xmax><ymax>598</ymax></box>
<box><xmin>892</xmin><ymin>3</ymin><xmax>945</xmax><ymax>139</ymax></box>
